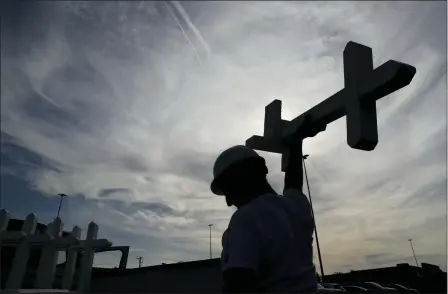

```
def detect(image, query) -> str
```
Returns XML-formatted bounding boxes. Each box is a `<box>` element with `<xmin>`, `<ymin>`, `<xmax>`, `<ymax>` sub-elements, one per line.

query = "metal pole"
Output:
<box><xmin>408</xmin><ymin>239</ymin><xmax>419</xmax><ymax>267</ymax></box>
<box><xmin>303</xmin><ymin>155</ymin><xmax>325</xmax><ymax>281</ymax></box>
<box><xmin>208</xmin><ymin>224</ymin><xmax>213</xmax><ymax>259</ymax></box>
<box><xmin>56</xmin><ymin>193</ymin><xmax>67</xmax><ymax>219</ymax></box>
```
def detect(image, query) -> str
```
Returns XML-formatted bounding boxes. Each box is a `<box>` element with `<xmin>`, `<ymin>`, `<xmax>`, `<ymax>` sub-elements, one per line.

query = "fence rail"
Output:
<box><xmin>0</xmin><ymin>209</ymin><xmax>112</xmax><ymax>293</ymax></box>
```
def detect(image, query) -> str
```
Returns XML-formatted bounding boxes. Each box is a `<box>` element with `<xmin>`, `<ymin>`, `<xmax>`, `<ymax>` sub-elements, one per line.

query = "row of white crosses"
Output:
<box><xmin>0</xmin><ymin>209</ymin><xmax>112</xmax><ymax>293</ymax></box>
<box><xmin>246</xmin><ymin>41</ymin><xmax>417</xmax><ymax>170</ymax></box>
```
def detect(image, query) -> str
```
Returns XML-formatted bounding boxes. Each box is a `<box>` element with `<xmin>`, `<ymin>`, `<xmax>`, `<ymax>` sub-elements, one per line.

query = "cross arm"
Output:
<box><xmin>246</xmin><ymin>59</ymin><xmax>416</xmax><ymax>154</ymax></box>
<box><xmin>357</xmin><ymin>60</ymin><xmax>416</xmax><ymax>103</ymax></box>
<box><xmin>283</xmin><ymin>60</ymin><xmax>416</xmax><ymax>141</ymax></box>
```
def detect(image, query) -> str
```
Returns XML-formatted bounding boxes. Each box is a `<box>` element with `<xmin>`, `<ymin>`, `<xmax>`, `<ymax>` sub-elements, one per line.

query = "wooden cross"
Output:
<box><xmin>245</xmin><ymin>41</ymin><xmax>416</xmax><ymax>171</ymax></box>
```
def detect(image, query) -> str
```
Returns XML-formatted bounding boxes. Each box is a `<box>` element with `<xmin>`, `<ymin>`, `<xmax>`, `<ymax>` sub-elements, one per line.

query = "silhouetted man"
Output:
<box><xmin>211</xmin><ymin>115</ymin><xmax>325</xmax><ymax>293</ymax></box>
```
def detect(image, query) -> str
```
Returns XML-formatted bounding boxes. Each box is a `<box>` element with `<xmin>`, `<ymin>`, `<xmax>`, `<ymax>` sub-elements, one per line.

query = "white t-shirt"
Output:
<box><xmin>221</xmin><ymin>189</ymin><xmax>317</xmax><ymax>293</ymax></box>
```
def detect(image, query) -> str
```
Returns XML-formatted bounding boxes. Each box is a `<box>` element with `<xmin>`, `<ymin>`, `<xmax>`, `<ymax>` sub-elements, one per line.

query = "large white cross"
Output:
<box><xmin>245</xmin><ymin>41</ymin><xmax>416</xmax><ymax>171</ymax></box>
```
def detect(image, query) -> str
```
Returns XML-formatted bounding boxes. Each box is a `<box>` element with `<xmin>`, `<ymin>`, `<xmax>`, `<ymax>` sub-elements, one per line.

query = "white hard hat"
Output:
<box><xmin>211</xmin><ymin>145</ymin><xmax>264</xmax><ymax>195</ymax></box>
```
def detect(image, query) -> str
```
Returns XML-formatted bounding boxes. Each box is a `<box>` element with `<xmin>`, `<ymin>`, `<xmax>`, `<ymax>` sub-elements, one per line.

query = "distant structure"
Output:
<box><xmin>1</xmin><ymin>210</ymin><xmax>130</xmax><ymax>292</ymax></box>
<box><xmin>89</xmin><ymin>259</ymin><xmax>446</xmax><ymax>293</ymax></box>
<box><xmin>136</xmin><ymin>257</ymin><xmax>143</xmax><ymax>268</ymax></box>
<box><xmin>408</xmin><ymin>239</ymin><xmax>420</xmax><ymax>267</ymax></box>
<box><xmin>325</xmin><ymin>263</ymin><xmax>446</xmax><ymax>293</ymax></box>
<box><xmin>208</xmin><ymin>224</ymin><xmax>213</xmax><ymax>259</ymax></box>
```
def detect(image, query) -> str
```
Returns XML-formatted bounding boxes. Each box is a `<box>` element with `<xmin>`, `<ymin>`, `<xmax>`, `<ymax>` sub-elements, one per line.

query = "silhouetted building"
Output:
<box><xmin>325</xmin><ymin>263</ymin><xmax>446</xmax><ymax>293</ymax></box>
<box><xmin>90</xmin><ymin>258</ymin><xmax>222</xmax><ymax>293</ymax></box>
<box><xmin>90</xmin><ymin>259</ymin><xmax>446</xmax><ymax>293</ymax></box>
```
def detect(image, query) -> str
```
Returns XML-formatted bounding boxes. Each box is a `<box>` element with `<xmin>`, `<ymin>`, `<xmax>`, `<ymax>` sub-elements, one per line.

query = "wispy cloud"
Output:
<box><xmin>1</xmin><ymin>1</ymin><xmax>446</xmax><ymax>271</ymax></box>
<box><xmin>164</xmin><ymin>1</ymin><xmax>205</xmax><ymax>68</ymax></box>
<box><xmin>169</xmin><ymin>1</ymin><xmax>212</xmax><ymax>58</ymax></box>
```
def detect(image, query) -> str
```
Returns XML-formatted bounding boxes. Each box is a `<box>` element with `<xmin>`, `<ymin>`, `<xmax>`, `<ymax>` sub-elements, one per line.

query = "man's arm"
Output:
<box><xmin>222</xmin><ymin>268</ymin><xmax>259</xmax><ymax>293</ymax></box>
<box><xmin>284</xmin><ymin>115</ymin><xmax>326</xmax><ymax>193</ymax></box>
<box><xmin>284</xmin><ymin>139</ymin><xmax>304</xmax><ymax>192</ymax></box>
<box><xmin>222</xmin><ymin>211</ymin><xmax>261</xmax><ymax>293</ymax></box>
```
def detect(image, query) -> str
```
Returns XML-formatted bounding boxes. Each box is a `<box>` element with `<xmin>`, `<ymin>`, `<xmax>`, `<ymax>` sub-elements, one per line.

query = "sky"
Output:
<box><xmin>1</xmin><ymin>1</ymin><xmax>446</xmax><ymax>273</ymax></box>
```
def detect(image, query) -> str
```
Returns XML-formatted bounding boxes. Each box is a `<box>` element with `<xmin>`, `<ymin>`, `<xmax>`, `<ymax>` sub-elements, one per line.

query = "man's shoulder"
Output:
<box><xmin>282</xmin><ymin>188</ymin><xmax>307</xmax><ymax>198</ymax></box>
<box><xmin>229</xmin><ymin>197</ymin><xmax>268</xmax><ymax>227</ymax></box>
<box><xmin>236</xmin><ymin>193</ymin><xmax>279</xmax><ymax>213</ymax></box>
<box><xmin>231</xmin><ymin>191</ymin><xmax>307</xmax><ymax>222</ymax></box>
<box><xmin>229</xmin><ymin>206</ymin><xmax>252</xmax><ymax>224</ymax></box>
<box><xmin>283</xmin><ymin>189</ymin><xmax>311</xmax><ymax>205</ymax></box>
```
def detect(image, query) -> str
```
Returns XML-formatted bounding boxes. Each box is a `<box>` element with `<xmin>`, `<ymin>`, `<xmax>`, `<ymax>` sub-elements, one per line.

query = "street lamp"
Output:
<box><xmin>303</xmin><ymin>154</ymin><xmax>325</xmax><ymax>281</ymax></box>
<box><xmin>408</xmin><ymin>239</ymin><xmax>419</xmax><ymax>267</ymax></box>
<box><xmin>208</xmin><ymin>224</ymin><xmax>213</xmax><ymax>259</ymax></box>
<box><xmin>56</xmin><ymin>193</ymin><xmax>67</xmax><ymax>219</ymax></box>
<box><xmin>137</xmin><ymin>256</ymin><xmax>143</xmax><ymax>268</ymax></box>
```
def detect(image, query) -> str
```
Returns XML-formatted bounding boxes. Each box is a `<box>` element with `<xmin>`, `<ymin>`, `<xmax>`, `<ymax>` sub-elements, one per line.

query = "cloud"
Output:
<box><xmin>98</xmin><ymin>188</ymin><xmax>133</xmax><ymax>198</ymax></box>
<box><xmin>1</xmin><ymin>1</ymin><xmax>446</xmax><ymax>271</ymax></box>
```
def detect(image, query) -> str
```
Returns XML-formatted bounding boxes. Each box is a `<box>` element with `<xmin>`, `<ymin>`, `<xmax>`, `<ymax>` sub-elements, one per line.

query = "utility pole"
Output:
<box><xmin>137</xmin><ymin>256</ymin><xmax>143</xmax><ymax>268</ymax></box>
<box><xmin>208</xmin><ymin>224</ymin><xmax>213</xmax><ymax>259</ymax></box>
<box><xmin>56</xmin><ymin>193</ymin><xmax>67</xmax><ymax>219</ymax></box>
<box><xmin>303</xmin><ymin>154</ymin><xmax>325</xmax><ymax>281</ymax></box>
<box><xmin>408</xmin><ymin>239</ymin><xmax>419</xmax><ymax>267</ymax></box>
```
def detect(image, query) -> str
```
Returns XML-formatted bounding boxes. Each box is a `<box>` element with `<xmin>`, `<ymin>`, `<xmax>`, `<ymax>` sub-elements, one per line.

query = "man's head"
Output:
<box><xmin>211</xmin><ymin>145</ymin><xmax>269</xmax><ymax>208</ymax></box>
